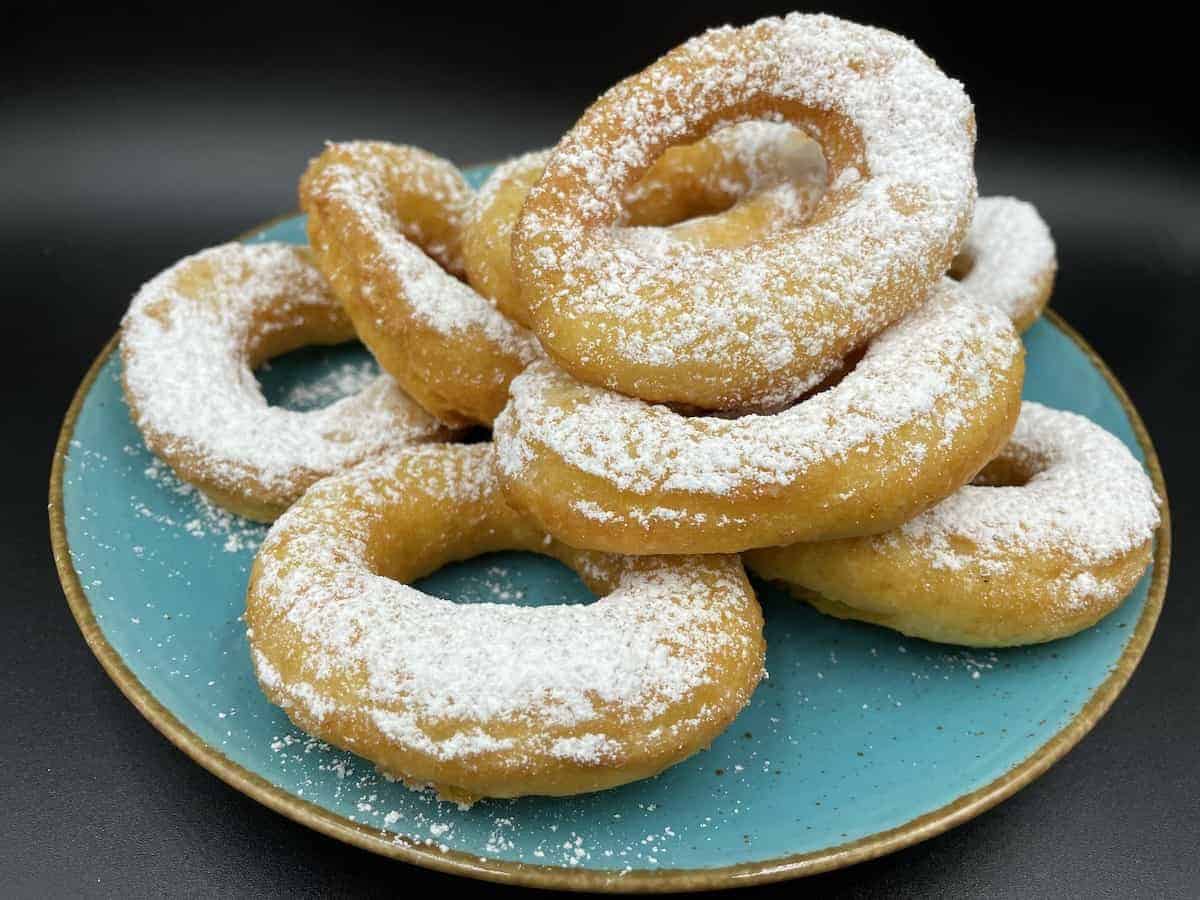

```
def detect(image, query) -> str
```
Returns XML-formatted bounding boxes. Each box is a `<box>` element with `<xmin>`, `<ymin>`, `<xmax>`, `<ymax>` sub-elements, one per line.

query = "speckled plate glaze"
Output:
<box><xmin>50</xmin><ymin>166</ymin><xmax>1170</xmax><ymax>892</ymax></box>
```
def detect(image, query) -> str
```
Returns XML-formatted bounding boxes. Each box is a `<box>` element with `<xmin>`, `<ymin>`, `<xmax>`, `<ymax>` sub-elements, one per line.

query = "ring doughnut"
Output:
<box><xmin>952</xmin><ymin>196</ymin><xmax>1057</xmax><ymax>331</ymax></box>
<box><xmin>745</xmin><ymin>403</ymin><xmax>1160</xmax><ymax>646</ymax></box>
<box><xmin>511</xmin><ymin>13</ymin><xmax>976</xmax><ymax>410</ymax></box>
<box><xmin>245</xmin><ymin>443</ymin><xmax>765</xmax><ymax>802</ymax></box>
<box><xmin>120</xmin><ymin>242</ymin><xmax>452</xmax><ymax>522</ymax></box>
<box><xmin>494</xmin><ymin>281</ymin><xmax>1024</xmax><ymax>555</ymax></box>
<box><xmin>463</xmin><ymin>122</ymin><xmax>826</xmax><ymax>328</ymax></box>
<box><xmin>300</xmin><ymin>141</ymin><xmax>540</xmax><ymax>426</ymax></box>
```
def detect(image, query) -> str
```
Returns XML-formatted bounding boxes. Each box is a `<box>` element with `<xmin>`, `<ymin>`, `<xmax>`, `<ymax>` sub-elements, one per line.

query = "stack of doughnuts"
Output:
<box><xmin>119</xmin><ymin>13</ymin><xmax>1159</xmax><ymax>803</ymax></box>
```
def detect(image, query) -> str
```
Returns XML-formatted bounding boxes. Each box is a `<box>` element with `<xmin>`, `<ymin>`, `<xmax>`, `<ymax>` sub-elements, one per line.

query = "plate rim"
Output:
<box><xmin>48</xmin><ymin>218</ymin><xmax>1171</xmax><ymax>893</ymax></box>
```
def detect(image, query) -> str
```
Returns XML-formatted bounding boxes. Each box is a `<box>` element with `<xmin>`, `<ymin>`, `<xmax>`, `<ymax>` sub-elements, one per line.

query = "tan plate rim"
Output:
<box><xmin>49</xmin><ymin>218</ymin><xmax>1171</xmax><ymax>892</ymax></box>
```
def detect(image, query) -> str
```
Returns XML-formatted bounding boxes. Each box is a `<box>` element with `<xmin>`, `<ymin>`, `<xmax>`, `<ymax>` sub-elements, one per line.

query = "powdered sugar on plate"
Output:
<box><xmin>275</xmin><ymin>358</ymin><xmax>380</xmax><ymax>410</ymax></box>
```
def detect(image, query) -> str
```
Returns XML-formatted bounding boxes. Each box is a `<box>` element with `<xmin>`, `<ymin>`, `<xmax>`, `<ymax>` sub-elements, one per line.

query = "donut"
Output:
<box><xmin>463</xmin><ymin>122</ymin><xmax>826</xmax><ymax>328</ymax></box>
<box><xmin>511</xmin><ymin>13</ymin><xmax>977</xmax><ymax>410</ymax></box>
<box><xmin>745</xmin><ymin>403</ymin><xmax>1160</xmax><ymax>646</ymax></box>
<box><xmin>494</xmin><ymin>281</ymin><xmax>1024</xmax><ymax>555</ymax></box>
<box><xmin>299</xmin><ymin>141</ymin><xmax>540</xmax><ymax>427</ymax></box>
<box><xmin>119</xmin><ymin>243</ymin><xmax>453</xmax><ymax>522</ymax></box>
<box><xmin>951</xmin><ymin>196</ymin><xmax>1057</xmax><ymax>331</ymax></box>
<box><xmin>245</xmin><ymin>443</ymin><xmax>765</xmax><ymax>802</ymax></box>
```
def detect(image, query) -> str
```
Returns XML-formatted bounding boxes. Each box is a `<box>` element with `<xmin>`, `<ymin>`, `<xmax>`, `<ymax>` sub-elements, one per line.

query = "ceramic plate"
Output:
<box><xmin>50</xmin><ymin>166</ymin><xmax>1170</xmax><ymax>891</ymax></box>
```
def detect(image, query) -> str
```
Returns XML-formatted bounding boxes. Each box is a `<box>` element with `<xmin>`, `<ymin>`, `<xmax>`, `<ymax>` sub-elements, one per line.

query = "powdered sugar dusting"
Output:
<box><xmin>550</xmin><ymin>733</ymin><xmax>623</xmax><ymax>764</ymax></box>
<box><xmin>496</xmin><ymin>281</ymin><xmax>1017</xmax><ymax>509</ymax></box>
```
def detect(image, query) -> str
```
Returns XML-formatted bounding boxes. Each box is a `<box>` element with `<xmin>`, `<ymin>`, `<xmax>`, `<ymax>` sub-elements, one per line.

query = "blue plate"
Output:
<box><xmin>50</xmin><ymin>169</ymin><xmax>1170</xmax><ymax>891</ymax></box>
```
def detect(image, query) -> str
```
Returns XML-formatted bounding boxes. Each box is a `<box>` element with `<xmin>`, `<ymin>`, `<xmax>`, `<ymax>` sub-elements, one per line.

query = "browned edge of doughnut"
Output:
<box><xmin>49</xmin><ymin>206</ymin><xmax>1170</xmax><ymax>892</ymax></box>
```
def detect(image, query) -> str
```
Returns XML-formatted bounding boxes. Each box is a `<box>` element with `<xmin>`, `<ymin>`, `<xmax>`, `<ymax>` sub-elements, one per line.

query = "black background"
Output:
<box><xmin>5</xmin><ymin>2</ymin><xmax>1198</xmax><ymax>897</ymax></box>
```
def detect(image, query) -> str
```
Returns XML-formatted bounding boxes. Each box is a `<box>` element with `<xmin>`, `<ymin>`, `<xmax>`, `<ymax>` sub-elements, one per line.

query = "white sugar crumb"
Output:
<box><xmin>892</xmin><ymin>402</ymin><xmax>1160</xmax><ymax>584</ymax></box>
<box><xmin>1063</xmin><ymin>572</ymin><xmax>1121</xmax><ymax>610</ymax></box>
<box><xmin>956</xmin><ymin>197</ymin><xmax>1056</xmax><ymax>321</ymax></box>
<box><xmin>549</xmin><ymin>733</ymin><xmax>622</xmax><ymax>763</ymax></box>
<box><xmin>516</xmin><ymin>12</ymin><xmax>975</xmax><ymax>407</ymax></box>
<box><xmin>572</xmin><ymin>499</ymin><xmax>616</xmax><ymax>523</ymax></box>
<box><xmin>120</xmin><ymin>243</ymin><xmax>447</xmax><ymax>505</ymax></box>
<box><xmin>370</xmin><ymin>710</ymin><xmax>516</xmax><ymax>759</ymax></box>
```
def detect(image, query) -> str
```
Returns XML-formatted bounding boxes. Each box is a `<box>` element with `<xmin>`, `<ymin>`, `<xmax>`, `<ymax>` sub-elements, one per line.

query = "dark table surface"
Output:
<box><xmin>5</xmin><ymin>5</ymin><xmax>1198</xmax><ymax>898</ymax></box>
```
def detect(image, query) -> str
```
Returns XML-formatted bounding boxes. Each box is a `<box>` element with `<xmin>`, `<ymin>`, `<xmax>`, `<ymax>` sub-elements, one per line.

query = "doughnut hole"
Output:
<box><xmin>618</xmin><ymin>121</ymin><xmax>828</xmax><ymax>245</ymax></box>
<box><xmin>971</xmin><ymin>455</ymin><xmax>1035</xmax><ymax>488</ymax></box>
<box><xmin>415</xmin><ymin>551</ymin><xmax>594</xmax><ymax>608</ymax></box>
<box><xmin>463</xmin><ymin>122</ymin><xmax>828</xmax><ymax>330</ymax></box>
<box><xmin>255</xmin><ymin>343</ymin><xmax>380</xmax><ymax>412</ymax></box>
<box><xmin>352</xmin><ymin>464</ymin><xmax>639</xmax><ymax>606</ymax></box>
<box><xmin>947</xmin><ymin>247</ymin><xmax>977</xmax><ymax>282</ymax></box>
